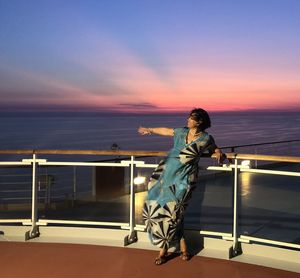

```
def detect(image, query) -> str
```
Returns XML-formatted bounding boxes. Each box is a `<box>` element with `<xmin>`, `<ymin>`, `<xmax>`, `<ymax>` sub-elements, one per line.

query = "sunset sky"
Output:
<box><xmin>1</xmin><ymin>0</ymin><xmax>300</xmax><ymax>113</ymax></box>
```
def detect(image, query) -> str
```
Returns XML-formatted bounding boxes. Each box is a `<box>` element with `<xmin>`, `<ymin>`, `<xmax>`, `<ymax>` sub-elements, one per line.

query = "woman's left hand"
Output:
<box><xmin>213</xmin><ymin>149</ymin><xmax>225</xmax><ymax>165</ymax></box>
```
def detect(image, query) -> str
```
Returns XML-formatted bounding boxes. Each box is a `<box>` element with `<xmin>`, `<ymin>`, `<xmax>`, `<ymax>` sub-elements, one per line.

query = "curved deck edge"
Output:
<box><xmin>0</xmin><ymin>225</ymin><xmax>299</xmax><ymax>273</ymax></box>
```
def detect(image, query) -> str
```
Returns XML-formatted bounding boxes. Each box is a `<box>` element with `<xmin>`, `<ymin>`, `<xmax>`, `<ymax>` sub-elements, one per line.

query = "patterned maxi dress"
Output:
<box><xmin>142</xmin><ymin>127</ymin><xmax>217</xmax><ymax>249</ymax></box>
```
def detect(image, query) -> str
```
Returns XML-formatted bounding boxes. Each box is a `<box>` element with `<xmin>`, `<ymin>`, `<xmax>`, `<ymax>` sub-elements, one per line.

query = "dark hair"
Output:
<box><xmin>189</xmin><ymin>108</ymin><xmax>211</xmax><ymax>130</ymax></box>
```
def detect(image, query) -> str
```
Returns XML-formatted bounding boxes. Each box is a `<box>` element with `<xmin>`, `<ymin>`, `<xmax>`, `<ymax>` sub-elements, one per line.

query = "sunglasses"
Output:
<box><xmin>188</xmin><ymin>113</ymin><xmax>203</xmax><ymax>122</ymax></box>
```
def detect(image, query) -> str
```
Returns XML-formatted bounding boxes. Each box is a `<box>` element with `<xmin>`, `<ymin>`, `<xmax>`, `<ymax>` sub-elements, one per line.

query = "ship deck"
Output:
<box><xmin>1</xmin><ymin>241</ymin><xmax>299</xmax><ymax>278</ymax></box>
<box><xmin>1</xmin><ymin>225</ymin><xmax>300</xmax><ymax>276</ymax></box>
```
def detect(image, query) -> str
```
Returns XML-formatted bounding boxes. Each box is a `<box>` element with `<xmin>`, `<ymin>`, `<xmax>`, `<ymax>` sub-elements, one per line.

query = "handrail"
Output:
<box><xmin>1</xmin><ymin>149</ymin><xmax>300</xmax><ymax>163</ymax></box>
<box><xmin>0</xmin><ymin>138</ymin><xmax>298</xmax><ymax>156</ymax></box>
<box><xmin>0</xmin><ymin>150</ymin><xmax>34</xmax><ymax>155</ymax></box>
<box><xmin>220</xmin><ymin>139</ymin><xmax>300</xmax><ymax>150</ymax></box>
<box><xmin>0</xmin><ymin>149</ymin><xmax>168</xmax><ymax>156</ymax></box>
<box><xmin>223</xmin><ymin>153</ymin><xmax>300</xmax><ymax>163</ymax></box>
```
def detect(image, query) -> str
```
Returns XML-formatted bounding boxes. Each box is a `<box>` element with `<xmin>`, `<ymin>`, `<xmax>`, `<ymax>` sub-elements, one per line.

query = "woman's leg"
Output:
<box><xmin>180</xmin><ymin>238</ymin><xmax>190</xmax><ymax>261</ymax></box>
<box><xmin>177</xmin><ymin>216</ymin><xmax>190</xmax><ymax>260</ymax></box>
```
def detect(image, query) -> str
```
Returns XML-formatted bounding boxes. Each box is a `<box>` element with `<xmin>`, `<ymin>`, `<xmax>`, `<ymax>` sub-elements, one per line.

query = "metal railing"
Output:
<box><xmin>0</xmin><ymin>149</ymin><xmax>299</xmax><ymax>257</ymax></box>
<box><xmin>208</xmin><ymin>152</ymin><xmax>300</xmax><ymax>257</ymax></box>
<box><xmin>220</xmin><ymin>139</ymin><xmax>300</xmax><ymax>153</ymax></box>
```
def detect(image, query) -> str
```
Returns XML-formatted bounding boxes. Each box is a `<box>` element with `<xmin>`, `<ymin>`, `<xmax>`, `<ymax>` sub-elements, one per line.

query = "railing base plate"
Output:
<box><xmin>124</xmin><ymin>231</ymin><xmax>138</xmax><ymax>246</ymax></box>
<box><xmin>229</xmin><ymin>242</ymin><xmax>243</xmax><ymax>258</ymax></box>
<box><xmin>25</xmin><ymin>226</ymin><xmax>40</xmax><ymax>241</ymax></box>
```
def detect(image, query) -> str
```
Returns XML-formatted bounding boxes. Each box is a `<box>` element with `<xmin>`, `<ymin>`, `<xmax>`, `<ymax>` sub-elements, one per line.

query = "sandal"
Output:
<box><xmin>154</xmin><ymin>255</ymin><xmax>167</xmax><ymax>265</ymax></box>
<box><xmin>180</xmin><ymin>251</ymin><xmax>190</xmax><ymax>261</ymax></box>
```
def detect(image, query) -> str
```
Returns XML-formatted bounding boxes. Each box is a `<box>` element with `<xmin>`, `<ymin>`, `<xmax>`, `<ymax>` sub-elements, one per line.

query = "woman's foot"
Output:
<box><xmin>180</xmin><ymin>251</ymin><xmax>190</xmax><ymax>261</ymax></box>
<box><xmin>154</xmin><ymin>255</ymin><xmax>167</xmax><ymax>265</ymax></box>
<box><xmin>154</xmin><ymin>248</ymin><xmax>168</xmax><ymax>265</ymax></box>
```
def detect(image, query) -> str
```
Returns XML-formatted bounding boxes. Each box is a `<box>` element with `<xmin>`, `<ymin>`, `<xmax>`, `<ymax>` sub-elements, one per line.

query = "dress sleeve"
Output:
<box><xmin>173</xmin><ymin>127</ymin><xmax>186</xmax><ymax>145</ymax></box>
<box><xmin>206</xmin><ymin>135</ymin><xmax>218</xmax><ymax>155</ymax></box>
<box><xmin>173</xmin><ymin>127</ymin><xmax>182</xmax><ymax>137</ymax></box>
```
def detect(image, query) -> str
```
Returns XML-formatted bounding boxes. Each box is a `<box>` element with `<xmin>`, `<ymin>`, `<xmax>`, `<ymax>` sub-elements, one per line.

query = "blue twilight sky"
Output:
<box><xmin>0</xmin><ymin>0</ymin><xmax>300</xmax><ymax>113</ymax></box>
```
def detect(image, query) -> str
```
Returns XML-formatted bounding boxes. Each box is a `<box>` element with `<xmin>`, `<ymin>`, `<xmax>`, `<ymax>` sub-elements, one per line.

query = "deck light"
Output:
<box><xmin>241</xmin><ymin>160</ymin><xmax>251</xmax><ymax>168</ymax></box>
<box><xmin>134</xmin><ymin>176</ymin><xmax>146</xmax><ymax>185</ymax></box>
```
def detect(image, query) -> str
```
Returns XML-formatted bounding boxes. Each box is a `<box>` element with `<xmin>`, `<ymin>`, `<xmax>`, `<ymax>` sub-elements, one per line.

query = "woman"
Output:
<box><xmin>138</xmin><ymin>108</ymin><xmax>223</xmax><ymax>265</ymax></box>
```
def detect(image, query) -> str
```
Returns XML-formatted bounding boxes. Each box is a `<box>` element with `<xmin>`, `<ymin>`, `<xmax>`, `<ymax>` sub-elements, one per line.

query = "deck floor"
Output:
<box><xmin>0</xmin><ymin>242</ymin><xmax>299</xmax><ymax>278</ymax></box>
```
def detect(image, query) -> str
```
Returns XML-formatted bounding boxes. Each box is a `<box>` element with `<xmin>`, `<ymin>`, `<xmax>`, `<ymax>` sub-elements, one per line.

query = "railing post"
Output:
<box><xmin>45</xmin><ymin>168</ymin><xmax>48</xmax><ymax>206</ymax></box>
<box><xmin>124</xmin><ymin>155</ymin><xmax>138</xmax><ymax>246</ymax></box>
<box><xmin>229</xmin><ymin>157</ymin><xmax>242</xmax><ymax>258</ymax></box>
<box><xmin>25</xmin><ymin>153</ymin><xmax>40</xmax><ymax>240</ymax></box>
<box><xmin>254</xmin><ymin>148</ymin><xmax>258</xmax><ymax>168</ymax></box>
<box><xmin>73</xmin><ymin>166</ymin><xmax>77</xmax><ymax>204</ymax></box>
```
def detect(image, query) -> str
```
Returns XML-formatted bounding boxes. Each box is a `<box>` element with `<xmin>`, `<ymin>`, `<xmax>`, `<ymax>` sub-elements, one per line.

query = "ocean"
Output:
<box><xmin>0</xmin><ymin>111</ymin><xmax>299</xmax><ymax>154</ymax></box>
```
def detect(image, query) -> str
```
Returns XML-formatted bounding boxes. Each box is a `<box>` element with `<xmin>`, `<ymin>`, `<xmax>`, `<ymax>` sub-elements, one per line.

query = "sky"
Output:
<box><xmin>0</xmin><ymin>0</ymin><xmax>300</xmax><ymax>113</ymax></box>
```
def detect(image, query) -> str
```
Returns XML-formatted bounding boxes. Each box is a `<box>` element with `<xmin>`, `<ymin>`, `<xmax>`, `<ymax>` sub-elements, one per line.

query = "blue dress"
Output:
<box><xmin>142</xmin><ymin>127</ymin><xmax>216</xmax><ymax>249</ymax></box>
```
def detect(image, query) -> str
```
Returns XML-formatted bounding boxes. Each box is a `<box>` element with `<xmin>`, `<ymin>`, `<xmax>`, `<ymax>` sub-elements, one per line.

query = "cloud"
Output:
<box><xmin>119</xmin><ymin>102</ymin><xmax>159</xmax><ymax>109</ymax></box>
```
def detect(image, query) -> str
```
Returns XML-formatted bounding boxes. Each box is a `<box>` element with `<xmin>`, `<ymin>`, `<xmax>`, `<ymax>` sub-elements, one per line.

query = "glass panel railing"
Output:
<box><xmin>0</xmin><ymin>150</ymin><xmax>299</xmax><ymax>252</ymax></box>
<box><xmin>185</xmin><ymin>170</ymin><xmax>233</xmax><ymax>234</ymax></box>
<box><xmin>37</xmin><ymin>164</ymin><xmax>130</xmax><ymax>225</ymax></box>
<box><xmin>134</xmin><ymin>157</ymin><xmax>233</xmax><ymax>235</ymax></box>
<box><xmin>134</xmin><ymin>166</ymin><xmax>156</xmax><ymax>227</ymax></box>
<box><xmin>0</xmin><ymin>166</ymin><xmax>32</xmax><ymax>220</ymax></box>
<box><xmin>239</xmin><ymin>163</ymin><xmax>300</xmax><ymax>245</ymax></box>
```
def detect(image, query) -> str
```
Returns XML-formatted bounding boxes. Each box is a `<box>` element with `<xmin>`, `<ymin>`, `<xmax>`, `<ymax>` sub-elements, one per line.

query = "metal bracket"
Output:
<box><xmin>124</xmin><ymin>231</ymin><xmax>138</xmax><ymax>246</ymax></box>
<box><xmin>25</xmin><ymin>226</ymin><xmax>40</xmax><ymax>241</ymax></box>
<box><xmin>22</xmin><ymin>159</ymin><xmax>47</xmax><ymax>163</ymax></box>
<box><xmin>120</xmin><ymin>160</ymin><xmax>145</xmax><ymax>166</ymax></box>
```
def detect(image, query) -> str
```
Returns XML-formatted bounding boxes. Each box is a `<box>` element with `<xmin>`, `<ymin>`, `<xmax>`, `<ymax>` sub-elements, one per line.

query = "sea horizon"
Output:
<box><xmin>0</xmin><ymin>111</ymin><xmax>299</xmax><ymax>156</ymax></box>
<box><xmin>0</xmin><ymin>108</ymin><xmax>299</xmax><ymax>118</ymax></box>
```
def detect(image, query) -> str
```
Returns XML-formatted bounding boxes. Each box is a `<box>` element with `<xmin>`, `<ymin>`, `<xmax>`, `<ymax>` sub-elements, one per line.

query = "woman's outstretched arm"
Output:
<box><xmin>138</xmin><ymin>127</ymin><xmax>174</xmax><ymax>136</ymax></box>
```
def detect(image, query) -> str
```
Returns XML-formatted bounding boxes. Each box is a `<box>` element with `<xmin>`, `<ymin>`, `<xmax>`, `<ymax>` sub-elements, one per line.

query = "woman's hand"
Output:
<box><xmin>138</xmin><ymin>126</ymin><xmax>152</xmax><ymax>135</ymax></box>
<box><xmin>213</xmin><ymin>148</ymin><xmax>225</xmax><ymax>165</ymax></box>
